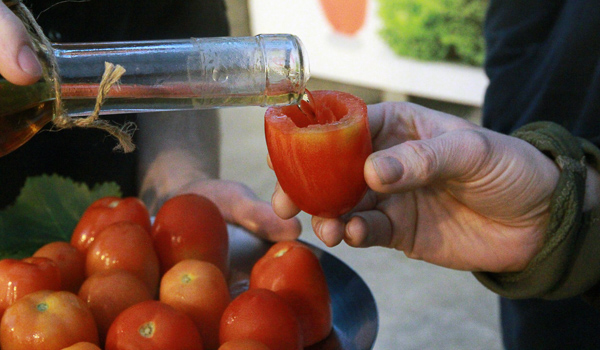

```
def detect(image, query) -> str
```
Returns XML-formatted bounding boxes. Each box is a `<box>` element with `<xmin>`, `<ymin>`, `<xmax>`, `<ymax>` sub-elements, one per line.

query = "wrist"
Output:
<box><xmin>474</xmin><ymin>121</ymin><xmax>588</xmax><ymax>299</ymax></box>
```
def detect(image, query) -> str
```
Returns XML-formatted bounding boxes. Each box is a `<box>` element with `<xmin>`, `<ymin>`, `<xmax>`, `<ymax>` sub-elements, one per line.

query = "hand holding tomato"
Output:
<box><xmin>281</xmin><ymin>101</ymin><xmax>562</xmax><ymax>274</ymax></box>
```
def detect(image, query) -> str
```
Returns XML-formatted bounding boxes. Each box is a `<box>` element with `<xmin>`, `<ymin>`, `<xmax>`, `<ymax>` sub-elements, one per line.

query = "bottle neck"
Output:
<box><xmin>52</xmin><ymin>35</ymin><xmax>309</xmax><ymax>116</ymax></box>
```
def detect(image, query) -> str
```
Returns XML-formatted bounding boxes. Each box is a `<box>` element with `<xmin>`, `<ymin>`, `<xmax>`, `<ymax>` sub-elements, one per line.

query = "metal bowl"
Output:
<box><xmin>228</xmin><ymin>225</ymin><xmax>378</xmax><ymax>350</ymax></box>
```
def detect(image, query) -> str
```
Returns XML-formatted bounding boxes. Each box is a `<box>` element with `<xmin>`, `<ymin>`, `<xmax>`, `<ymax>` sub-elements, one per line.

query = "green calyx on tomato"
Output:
<box><xmin>139</xmin><ymin>322</ymin><xmax>155</xmax><ymax>338</ymax></box>
<box><xmin>265</xmin><ymin>90</ymin><xmax>372</xmax><ymax>218</ymax></box>
<box><xmin>36</xmin><ymin>302</ymin><xmax>49</xmax><ymax>312</ymax></box>
<box><xmin>181</xmin><ymin>274</ymin><xmax>192</xmax><ymax>284</ymax></box>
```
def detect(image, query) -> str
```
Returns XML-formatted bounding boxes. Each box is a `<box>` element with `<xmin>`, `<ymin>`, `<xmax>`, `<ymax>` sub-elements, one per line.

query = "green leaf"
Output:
<box><xmin>0</xmin><ymin>174</ymin><xmax>121</xmax><ymax>259</ymax></box>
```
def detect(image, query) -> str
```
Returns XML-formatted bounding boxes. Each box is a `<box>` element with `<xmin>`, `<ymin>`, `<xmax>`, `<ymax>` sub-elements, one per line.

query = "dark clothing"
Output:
<box><xmin>29</xmin><ymin>0</ymin><xmax>229</xmax><ymax>42</ymax></box>
<box><xmin>501</xmin><ymin>297</ymin><xmax>600</xmax><ymax>349</ymax></box>
<box><xmin>483</xmin><ymin>0</ymin><xmax>600</xmax><ymax>147</ymax></box>
<box><xmin>481</xmin><ymin>1</ymin><xmax>600</xmax><ymax>349</ymax></box>
<box><xmin>0</xmin><ymin>0</ymin><xmax>229</xmax><ymax>208</ymax></box>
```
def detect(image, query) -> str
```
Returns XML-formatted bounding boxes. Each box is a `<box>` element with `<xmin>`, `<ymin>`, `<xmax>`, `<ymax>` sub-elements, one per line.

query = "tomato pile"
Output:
<box><xmin>0</xmin><ymin>194</ymin><xmax>332</xmax><ymax>350</ymax></box>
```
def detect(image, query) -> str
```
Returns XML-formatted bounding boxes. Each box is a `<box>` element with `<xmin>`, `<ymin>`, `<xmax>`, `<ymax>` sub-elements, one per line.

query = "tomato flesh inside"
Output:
<box><xmin>277</xmin><ymin>90</ymin><xmax>354</xmax><ymax>128</ymax></box>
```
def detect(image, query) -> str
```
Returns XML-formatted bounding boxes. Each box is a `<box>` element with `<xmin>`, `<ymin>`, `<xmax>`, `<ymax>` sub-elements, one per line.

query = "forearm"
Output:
<box><xmin>136</xmin><ymin>109</ymin><xmax>221</xmax><ymax>214</ymax></box>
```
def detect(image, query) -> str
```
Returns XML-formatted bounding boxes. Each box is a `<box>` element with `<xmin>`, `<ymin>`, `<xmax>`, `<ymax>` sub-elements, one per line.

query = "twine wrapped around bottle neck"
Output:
<box><xmin>5</xmin><ymin>0</ymin><xmax>136</xmax><ymax>152</ymax></box>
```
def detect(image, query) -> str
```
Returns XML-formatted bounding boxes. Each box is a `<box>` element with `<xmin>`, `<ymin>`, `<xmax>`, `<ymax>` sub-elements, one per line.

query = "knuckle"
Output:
<box><xmin>459</xmin><ymin>129</ymin><xmax>494</xmax><ymax>175</ymax></box>
<box><xmin>402</xmin><ymin>140</ymin><xmax>439</xmax><ymax>180</ymax></box>
<box><xmin>464</xmin><ymin>129</ymin><xmax>493</xmax><ymax>154</ymax></box>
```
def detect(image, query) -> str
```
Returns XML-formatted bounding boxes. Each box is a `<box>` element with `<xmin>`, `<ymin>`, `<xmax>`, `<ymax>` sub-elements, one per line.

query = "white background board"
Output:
<box><xmin>248</xmin><ymin>0</ymin><xmax>489</xmax><ymax>106</ymax></box>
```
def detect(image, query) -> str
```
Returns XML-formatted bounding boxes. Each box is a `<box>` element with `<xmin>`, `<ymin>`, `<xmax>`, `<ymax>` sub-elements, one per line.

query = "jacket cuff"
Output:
<box><xmin>473</xmin><ymin>122</ymin><xmax>600</xmax><ymax>301</ymax></box>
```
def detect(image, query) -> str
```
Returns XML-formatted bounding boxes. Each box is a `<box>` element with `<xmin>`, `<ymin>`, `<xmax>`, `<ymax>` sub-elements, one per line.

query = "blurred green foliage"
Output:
<box><xmin>378</xmin><ymin>0</ymin><xmax>488</xmax><ymax>66</ymax></box>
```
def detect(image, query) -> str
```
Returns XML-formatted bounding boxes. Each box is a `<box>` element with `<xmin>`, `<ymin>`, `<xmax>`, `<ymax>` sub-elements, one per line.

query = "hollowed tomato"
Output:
<box><xmin>265</xmin><ymin>90</ymin><xmax>372</xmax><ymax>218</ymax></box>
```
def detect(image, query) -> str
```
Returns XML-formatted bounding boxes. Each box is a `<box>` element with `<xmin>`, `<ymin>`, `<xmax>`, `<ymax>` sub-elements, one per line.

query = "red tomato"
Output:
<box><xmin>61</xmin><ymin>342</ymin><xmax>102</xmax><ymax>350</ymax></box>
<box><xmin>0</xmin><ymin>257</ymin><xmax>61</xmax><ymax>319</ymax></box>
<box><xmin>34</xmin><ymin>241</ymin><xmax>86</xmax><ymax>293</ymax></box>
<box><xmin>218</xmin><ymin>339</ymin><xmax>271</xmax><ymax>350</ymax></box>
<box><xmin>71</xmin><ymin>196</ymin><xmax>151</xmax><ymax>253</ymax></box>
<box><xmin>152</xmin><ymin>194</ymin><xmax>229</xmax><ymax>276</ymax></box>
<box><xmin>265</xmin><ymin>90</ymin><xmax>372</xmax><ymax>218</ymax></box>
<box><xmin>160</xmin><ymin>259</ymin><xmax>230</xmax><ymax>350</ymax></box>
<box><xmin>79</xmin><ymin>270</ymin><xmax>153</xmax><ymax>341</ymax></box>
<box><xmin>250</xmin><ymin>241</ymin><xmax>332</xmax><ymax>346</ymax></box>
<box><xmin>0</xmin><ymin>290</ymin><xmax>99</xmax><ymax>350</ymax></box>
<box><xmin>105</xmin><ymin>300</ymin><xmax>203</xmax><ymax>350</ymax></box>
<box><xmin>86</xmin><ymin>222</ymin><xmax>160</xmax><ymax>295</ymax></box>
<box><xmin>220</xmin><ymin>288</ymin><xmax>302</xmax><ymax>350</ymax></box>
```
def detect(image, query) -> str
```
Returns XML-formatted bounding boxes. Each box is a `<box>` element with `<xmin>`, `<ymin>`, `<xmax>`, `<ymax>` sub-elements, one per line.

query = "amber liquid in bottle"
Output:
<box><xmin>0</xmin><ymin>101</ymin><xmax>53</xmax><ymax>157</ymax></box>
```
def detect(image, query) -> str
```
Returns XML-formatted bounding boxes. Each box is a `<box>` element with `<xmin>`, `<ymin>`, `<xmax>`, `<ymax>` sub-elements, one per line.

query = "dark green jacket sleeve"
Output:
<box><xmin>473</xmin><ymin>122</ymin><xmax>600</xmax><ymax>310</ymax></box>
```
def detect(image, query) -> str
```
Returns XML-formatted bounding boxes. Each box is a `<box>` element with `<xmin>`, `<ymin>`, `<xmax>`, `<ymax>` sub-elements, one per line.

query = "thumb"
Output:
<box><xmin>0</xmin><ymin>2</ymin><xmax>42</xmax><ymax>85</ymax></box>
<box><xmin>365</xmin><ymin>129</ymin><xmax>490</xmax><ymax>193</ymax></box>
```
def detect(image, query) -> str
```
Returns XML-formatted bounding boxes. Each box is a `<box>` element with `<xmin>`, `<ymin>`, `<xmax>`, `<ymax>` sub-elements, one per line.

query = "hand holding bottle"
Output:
<box><xmin>0</xmin><ymin>1</ymin><xmax>42</xmax><ymax>85</ymax></box>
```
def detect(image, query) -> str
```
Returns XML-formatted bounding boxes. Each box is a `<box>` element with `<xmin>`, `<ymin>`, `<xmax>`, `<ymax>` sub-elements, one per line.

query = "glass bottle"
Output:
<box><xmin>0</xmin><ymin>34</ymin><xmax>309</xmax><ymax>156</ymax></box>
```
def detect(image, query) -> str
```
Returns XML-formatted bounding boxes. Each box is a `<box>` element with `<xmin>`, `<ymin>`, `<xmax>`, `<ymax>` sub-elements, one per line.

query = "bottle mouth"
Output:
<box><xmin>258</xmin><ymin>34</ymin><xmax>310</xmax><ymax>106</ymax></box>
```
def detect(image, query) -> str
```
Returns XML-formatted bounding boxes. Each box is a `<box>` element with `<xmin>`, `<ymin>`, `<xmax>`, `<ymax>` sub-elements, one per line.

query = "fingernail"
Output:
<box><xmin>312</xmin><ymin>217</ymin><xmax>323</xmax><ymax>240</ymax></box>
<box><xmin>345</xmin><ymin>220</ymin><xmax>357</xmax><ymax>241</ymax></box>
<box><xmin>18</xmin><ymin>45</ymin><xmax>42</xmax><ymax>78</ymax></box>
<box><xmin>371</xmin><ymin>156</ymin><xmax>403</xmax><ymax>184</ymax></box>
